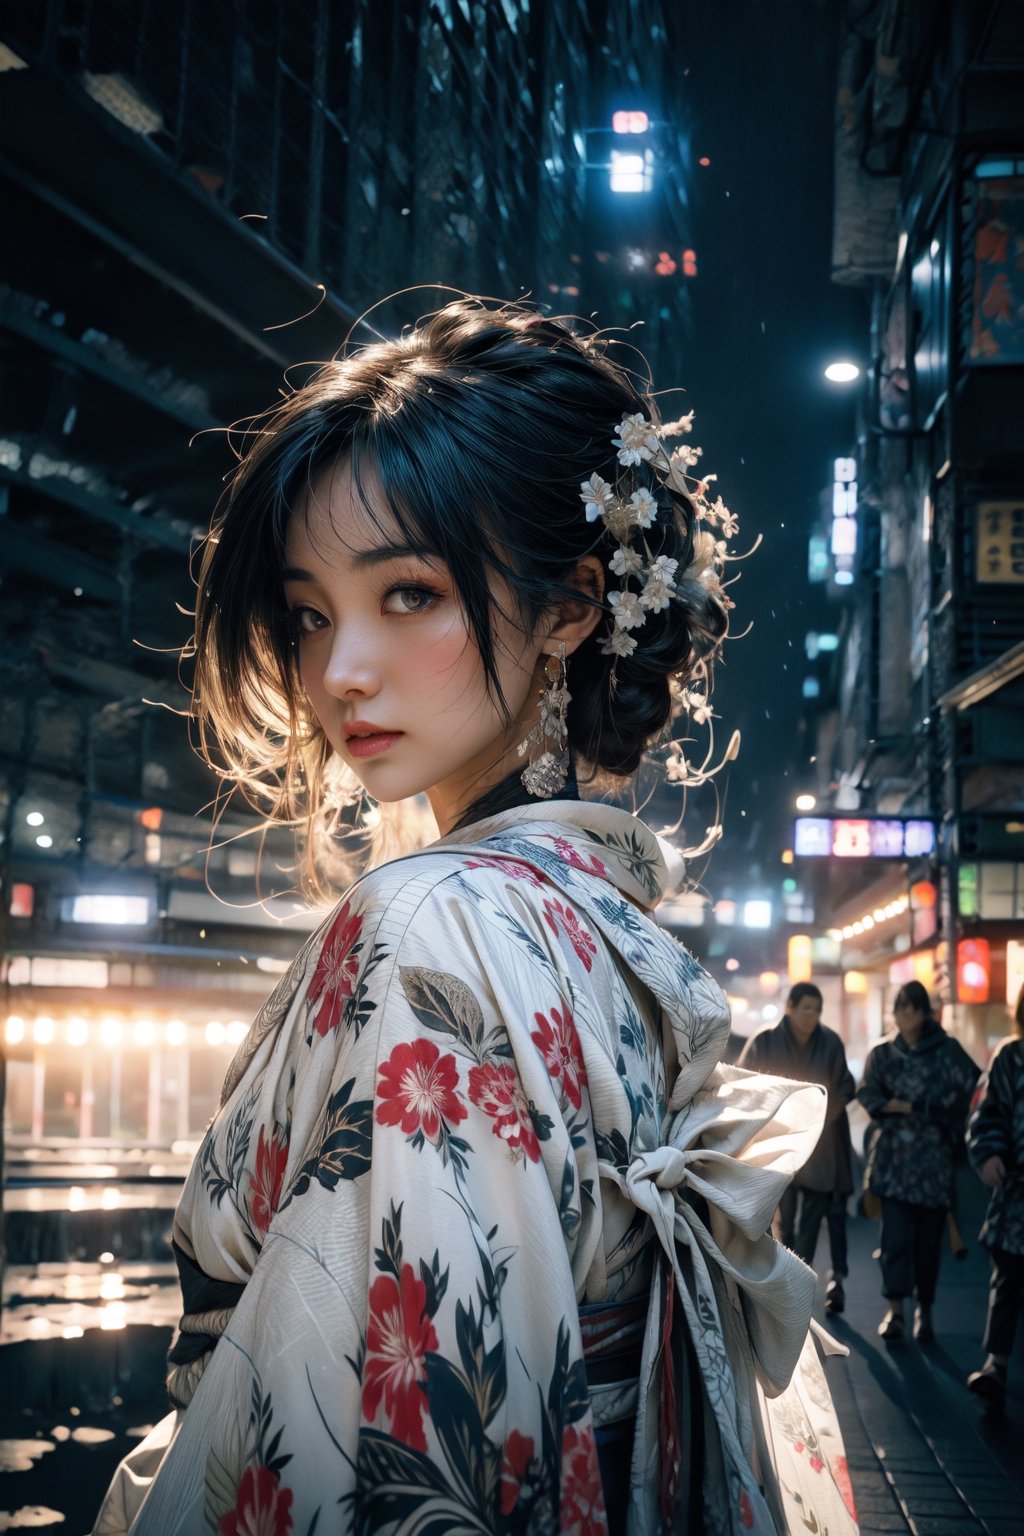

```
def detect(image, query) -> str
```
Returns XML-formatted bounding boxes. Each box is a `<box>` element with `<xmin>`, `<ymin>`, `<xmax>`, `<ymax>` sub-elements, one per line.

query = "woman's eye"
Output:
<box><xmin>383</xmin><ymin>585</ymin><xmax>439</xmax><ymax>615</ymax></box>
<box><xmin>289</xmin><ymin>606</ymin><xmax>328</xmax><ymax>636</ymax></box>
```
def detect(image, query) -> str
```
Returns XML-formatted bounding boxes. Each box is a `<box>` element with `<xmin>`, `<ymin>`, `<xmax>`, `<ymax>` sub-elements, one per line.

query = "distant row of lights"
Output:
<box><xmin>829</xmin><ymin>895</ymin><xmax>910</xmax><ymax>941</ymax></box>
<box><xmin>5</xmin><ymin>1015</ymin><xmax>249</xmax><ymax>1048</ymax></box>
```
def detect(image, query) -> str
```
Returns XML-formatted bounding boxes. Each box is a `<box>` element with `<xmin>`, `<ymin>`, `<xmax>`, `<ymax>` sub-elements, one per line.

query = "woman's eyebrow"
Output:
<box><xmin>352</xmin><ymin>542</ymin><xmax>434</xmax><ymax>568</ymax></box>
<box><xmin>281</xmin><ymin>545</ymin><xmax>437</xmax><ymax>586</ymax></box>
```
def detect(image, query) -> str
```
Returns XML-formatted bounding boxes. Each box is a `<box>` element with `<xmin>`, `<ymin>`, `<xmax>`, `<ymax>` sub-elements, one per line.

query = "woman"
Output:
<box><xmin>965</xmin><ymin>983</ymin><xmax>1024</xmax><ymax>1410</ymax></box>
<box><xmin>739</xmin><ymin>983</ymin><xmax>855</xmax><ymax>1314</ymax></box>
<box><xmin>858</xmin><ymin>980</ymin><xmax>979</xmax><ymax>1343</ymax></box>
<box><xmin>94</xmin><ymin>300</ymin><xmax>858</xmax><ymax>1535</ymax></box>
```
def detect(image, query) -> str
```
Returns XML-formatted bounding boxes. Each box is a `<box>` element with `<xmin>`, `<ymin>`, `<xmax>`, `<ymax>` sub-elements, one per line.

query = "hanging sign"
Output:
<box><xmin>794</xmin><ymin>817</ymin><xmax>936</xmax><ymax>859</ymax></box>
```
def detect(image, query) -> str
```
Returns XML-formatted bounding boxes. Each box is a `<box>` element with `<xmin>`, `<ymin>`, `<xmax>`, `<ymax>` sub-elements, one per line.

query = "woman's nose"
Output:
<box><xmin>321</xmin><ymin>627</ymin><xmax>380</xmax><ymax>699</ymax></box>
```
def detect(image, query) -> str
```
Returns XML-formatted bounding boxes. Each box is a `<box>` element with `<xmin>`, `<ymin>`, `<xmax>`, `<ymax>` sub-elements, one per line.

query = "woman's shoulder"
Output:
<box><xmin>938</xmin><ymin>1028</ymin><xmax>981</xmax><ymax>1071</ymax></box>
<box><xmin>335</xmin><ymin>839</ymin><xmax>586</xmax><ymax>969</ymax></box>
<box><xmin>987</xmin><ymin>1033</ymin><xmax>1024</xmax><ymax>1075</ymax></box>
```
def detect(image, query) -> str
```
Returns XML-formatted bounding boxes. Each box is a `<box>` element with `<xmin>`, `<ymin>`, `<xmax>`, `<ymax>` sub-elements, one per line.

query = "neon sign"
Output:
<box><xmin>793</xmin><ymin>817</ymin><xmax>935</xmax><ymax>859</ymax></box>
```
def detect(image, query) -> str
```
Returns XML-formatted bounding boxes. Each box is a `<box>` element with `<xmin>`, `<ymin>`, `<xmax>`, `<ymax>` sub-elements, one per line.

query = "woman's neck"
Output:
<box><xmin>449</xmin><ymin>764</ymin><xmax>580</xmax><ymax>835</ymax></box>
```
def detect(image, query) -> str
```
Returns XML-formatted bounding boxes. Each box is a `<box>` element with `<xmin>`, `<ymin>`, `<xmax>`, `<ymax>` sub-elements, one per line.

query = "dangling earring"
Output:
<box><xmin>519</xmin><ymin>642</ymin><xmax>571</xmax><ymax>798</ymax></box>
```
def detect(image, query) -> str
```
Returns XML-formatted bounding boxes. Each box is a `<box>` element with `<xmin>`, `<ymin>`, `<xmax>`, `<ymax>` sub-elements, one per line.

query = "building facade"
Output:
<box><xmin>0</xmin><ymin>0</ymin><xmax>702</xmax><ymax>1141</ymax></box>
<box><xmin>806</xmin><ymin>0</ymin><xmax>1024</xmax><ymax>1060</ymax></box>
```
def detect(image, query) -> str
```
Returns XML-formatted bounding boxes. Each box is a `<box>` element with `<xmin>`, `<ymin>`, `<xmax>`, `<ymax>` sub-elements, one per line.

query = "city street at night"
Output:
<box><xmin>2</xmin><ymin>2</ymin><xmax>1024</xmax><ymax>1533</ymax></box>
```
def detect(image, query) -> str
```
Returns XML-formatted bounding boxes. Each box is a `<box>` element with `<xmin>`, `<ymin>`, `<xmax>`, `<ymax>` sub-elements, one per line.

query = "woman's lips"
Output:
<box><xmin>346</xmin><ymin>732</ymin><xmax>404</xmax><ymax>759</ymax></box>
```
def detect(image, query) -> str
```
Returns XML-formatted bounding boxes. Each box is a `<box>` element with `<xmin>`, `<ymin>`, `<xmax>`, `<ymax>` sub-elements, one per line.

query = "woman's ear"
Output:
<box><xmin>545</xmin><ymin>555</ymin><xmax>606</xmax><ymax>656</ymax></box>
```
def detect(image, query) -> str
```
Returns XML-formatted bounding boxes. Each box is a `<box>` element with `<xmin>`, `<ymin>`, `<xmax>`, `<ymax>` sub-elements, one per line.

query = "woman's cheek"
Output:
<box><xmin>408</xmin><ymin>624</ymin><xmax>479</xmax><ymax>696</ymax></box>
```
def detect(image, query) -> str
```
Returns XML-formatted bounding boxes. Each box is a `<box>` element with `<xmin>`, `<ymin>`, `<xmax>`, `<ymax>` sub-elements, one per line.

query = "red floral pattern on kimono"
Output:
<box><xmin>531</xmin><ymin>1002</ymin><xmax>588</xmax><ymax>1111</ymax></box>
<box><xmin>543</xmin><ymin>898</ymin><xmax>597</xmax><ymax>971</ymax></box>
<box><xmin>248</xmin><ymin>1124</ymin><xmax>289</xmax><ymax>1239</ymax></box>
<box><xmin>548</xmin><ymin>835</ymin><xmax>609</xmax><ymax>879</ymax></box>
<box><xmin>558</xmin><ymin>1424</ymin><xmax>607</xmax><ymax>1535</ymax></box>
<box><xmin>362</xmin><ymin>1264</ymin><xmax>438</xmax><ymax>1451</ymax></box>
<box><xmin>468</xmin><ymin>1061</ymin><xmax>543</xmax><ymax>1162</ymax></box>
<box><xmin>216</xmin><ymin>1465</ymin><xmax>293</xmax><ymax>1536</ymax></box>
<box><xmin>831</xmin><ymin>1454</ymin><xmax>858</xmax><ymax>1522</ymax></box>
<box><xmin>500</xmin><ymin>1429</ymin><xmax>536</xmax><ymax>1515</ymax></box>
<box><xmin>307</xmin><ymin>901</ymin><xmax>363</xmax><ymax>1037</ymax></box>
<box><xmin>464</xmin><ymin>854</ymin><xmax>544</xmax><ymax>887</ymax></box>
<box><xmin>375</xmin><ymin>1039</ymin><xmax>467</xmax><ymax>1142</ymax></box>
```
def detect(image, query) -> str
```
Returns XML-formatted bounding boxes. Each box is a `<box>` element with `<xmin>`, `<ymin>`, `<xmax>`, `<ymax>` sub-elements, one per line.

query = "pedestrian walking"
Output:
<box><xmin>858</xmin><ymin>980</ymin><xmax>980</xmax><ymax>1343</ymax></box>
<box><xmin>739</xmin><ymin>982</ymin><xmax>855</xmax><ymax>1313</ymax></box>
<box><xmin>965</xmin><ymin>982</ymin><xmax>1024</xmax><ymax>1410</ymax></box>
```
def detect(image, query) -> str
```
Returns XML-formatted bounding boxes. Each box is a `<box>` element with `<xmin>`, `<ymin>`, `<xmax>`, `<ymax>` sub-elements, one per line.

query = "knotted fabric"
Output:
<box><xmin>600</xmin><ymin>1063</ymin><xmax>827</xmax><ymax>1536</ymax></box>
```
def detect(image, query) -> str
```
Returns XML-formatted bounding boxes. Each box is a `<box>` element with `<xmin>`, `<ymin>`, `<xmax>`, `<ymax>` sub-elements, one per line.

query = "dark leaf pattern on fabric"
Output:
<box><xmin>349</xmin><ymin>1204</ymin><xmax>595</xmax><ymax>1533</ymax></box>
<box><xmin>590</xmin><ymin>826</ymin><xmax>662</xmax><ymax>901</ymax></box>
<box><xmin>206</xmin><ymin>1378</ymin><xmax>296</xmax><ymax>1536</ymax></box>
<box><xmin>558</xmin><ymin>1153</ymin><xmax>581</xmax><ymax>1241</ymax></box>
<box><xmin>594</xmin><ymin>1125</ymin><xmax>631</xmax><ymax>1173</ymax></box>
<box><xmin>341</xmin><ymin>943</ymin><xmax>389</xmax><ymax>1040</ymax></box>
<box><xmin>200</xmin><ymin>1085</ymin><xmax>257</xmax><ymax>1214</ymax></box>
<box><xmin>400</xmin><ymin>965</ymin><xmax>495</xmax><ymax>1062</ymax></box>
<box><xmin>592</xmin><ymin>893</ymin><xmax>647</xmax><ymax>937</ymax></box>
<box><xmin>282</xmin><ymin>1078</ymin><xmax>372</xmax><ymax>1206</ymax></box>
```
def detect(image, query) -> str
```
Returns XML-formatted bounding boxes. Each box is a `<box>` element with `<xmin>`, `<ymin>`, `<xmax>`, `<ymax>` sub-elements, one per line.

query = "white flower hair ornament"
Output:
<box><xmin>581</xmin><ymin>409</ymin><xmax>755</xmax><ymax>797</ymax></box>
<box><xmin>579</xmin><ymin>409</ymin><xmax>748</xmax><ymax>662</ymax></box>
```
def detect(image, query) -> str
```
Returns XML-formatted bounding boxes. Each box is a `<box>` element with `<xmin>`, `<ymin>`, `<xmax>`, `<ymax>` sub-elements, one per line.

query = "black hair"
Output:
<box><xmin>786</xmin><ymin>982</ymin><xmax>823</xmax><ymax>1009</ymax></box>
<box><xmin>894</xmin><ymin>980</ymin><xmax>932</xmax><ymax>1017</ymax></box>
<box><xmin>191</xmin><ymin>297</ymin><xmax>730</xmax><ymax>863</ymax></box>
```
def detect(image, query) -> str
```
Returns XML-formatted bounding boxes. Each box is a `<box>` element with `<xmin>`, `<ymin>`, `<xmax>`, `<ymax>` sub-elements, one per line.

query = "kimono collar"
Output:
<box><xmin>435</xmin><ymin>800</ymin><xmax>679</xmax><ymax>912</ymax></box>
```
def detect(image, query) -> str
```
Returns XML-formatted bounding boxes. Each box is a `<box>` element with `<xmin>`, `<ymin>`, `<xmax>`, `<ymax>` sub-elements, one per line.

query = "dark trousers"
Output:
<box><xmin>878</xmin><ymin>1197</ymin><xmax>946</xmax><ymax>1305</ymax></box>
<box><xmin>776</xmin><ymin>1186</ymin><xmax>848</xmax><ymax>1278</ymax></box>
<box><xmin>983</xmin><ymin>1245</ymin><xmax>1024</xmax><ymax>1357</ymax></box>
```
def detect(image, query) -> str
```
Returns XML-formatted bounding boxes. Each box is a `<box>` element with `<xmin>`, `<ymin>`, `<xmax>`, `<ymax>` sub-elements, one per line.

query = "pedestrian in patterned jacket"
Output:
<box><xmin>965</xmin><ymin>983</ymin><xmax>1024</xmax><ymax>1411</ymax></box>
<box><xmin>858</xmin><ymin>981</ymin><xmax>980</xmax><ymax>1343</ymax></box>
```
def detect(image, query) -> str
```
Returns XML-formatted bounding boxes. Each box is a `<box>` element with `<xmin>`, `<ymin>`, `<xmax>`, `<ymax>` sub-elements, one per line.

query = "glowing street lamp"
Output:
<box><xmin>824</xmin><ymin>361</ymin><xmax>861</xmax><ymax>384</ymax></box>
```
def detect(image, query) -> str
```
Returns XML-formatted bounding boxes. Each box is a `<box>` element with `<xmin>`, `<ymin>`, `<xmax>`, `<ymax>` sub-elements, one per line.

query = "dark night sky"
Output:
<box><xmin>668</xmin><ymin>1</ymin><xmax>867</xmax><ymax>894</ymax></box>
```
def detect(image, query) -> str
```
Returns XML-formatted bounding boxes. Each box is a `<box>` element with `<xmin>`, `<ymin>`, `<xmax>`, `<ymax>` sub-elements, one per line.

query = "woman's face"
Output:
<box><xmin>283</xmin><ymin>464</ymin><xmax>549</xmax><ymax>835</ymax></box>
<box><xmin>893</xmin><ymin>1001</ymin><xmax>926</xmax><ymax>1041</ymax></box>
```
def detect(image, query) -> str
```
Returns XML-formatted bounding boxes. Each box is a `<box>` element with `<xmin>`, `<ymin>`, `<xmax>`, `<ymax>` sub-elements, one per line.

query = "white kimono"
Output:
<box><xmin>95</xmin><ymin>802</ymin><xmax>858</xmax><ymax>1535</ymax></box>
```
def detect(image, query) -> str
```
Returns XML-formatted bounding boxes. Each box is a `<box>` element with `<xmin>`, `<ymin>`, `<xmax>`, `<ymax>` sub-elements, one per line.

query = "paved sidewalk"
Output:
<box><xmin>815</xmin><ymin>1174</ymin><xmax>1024</xmax><ymax>1536</ymax></box>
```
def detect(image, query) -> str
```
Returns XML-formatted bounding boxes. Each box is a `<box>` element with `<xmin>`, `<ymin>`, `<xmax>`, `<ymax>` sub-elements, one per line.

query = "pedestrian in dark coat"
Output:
<box><xmin>965</xmin><ymin>983</ymin><xmax>1024</xmax><ymax>1410</ymax></box>
<box><xmin>739</xmin><ymin>982</ymin><xmax>855</xmax><ymax>1313</ymax></box>
<box><xmin>858</xmin><ymin>980</ymin><xmax>980</xmax><ymax>1343</ymax></box>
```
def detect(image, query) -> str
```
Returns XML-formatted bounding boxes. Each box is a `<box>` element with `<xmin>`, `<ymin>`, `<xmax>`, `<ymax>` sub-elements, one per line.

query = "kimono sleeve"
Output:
<box><xmin>131</xmin><ymin>880</ymin><xmax>608</xmax><ymax>1536</ymax></box>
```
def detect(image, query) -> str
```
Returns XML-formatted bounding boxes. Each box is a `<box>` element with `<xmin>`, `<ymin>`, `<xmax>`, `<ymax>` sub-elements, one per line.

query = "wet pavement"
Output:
<box><xmin>1</xmin><ymin>1159</ymin><xmax>1023</xmax><ymax>1534</ymax></box>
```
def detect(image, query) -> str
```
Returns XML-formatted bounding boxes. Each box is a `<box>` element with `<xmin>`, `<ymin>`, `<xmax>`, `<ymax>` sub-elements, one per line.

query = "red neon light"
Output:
<box><xmin>957</xmin><ymin>938</ymin><xmax>991</xmax><ymax>1004</ymax></box>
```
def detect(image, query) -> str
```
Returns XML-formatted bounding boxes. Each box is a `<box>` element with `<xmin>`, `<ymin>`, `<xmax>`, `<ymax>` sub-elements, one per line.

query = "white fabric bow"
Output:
<box><xmin>599</xmin><ymin>1064</ymin><xmax>827</xmax><ymax>1536</ymax></box>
